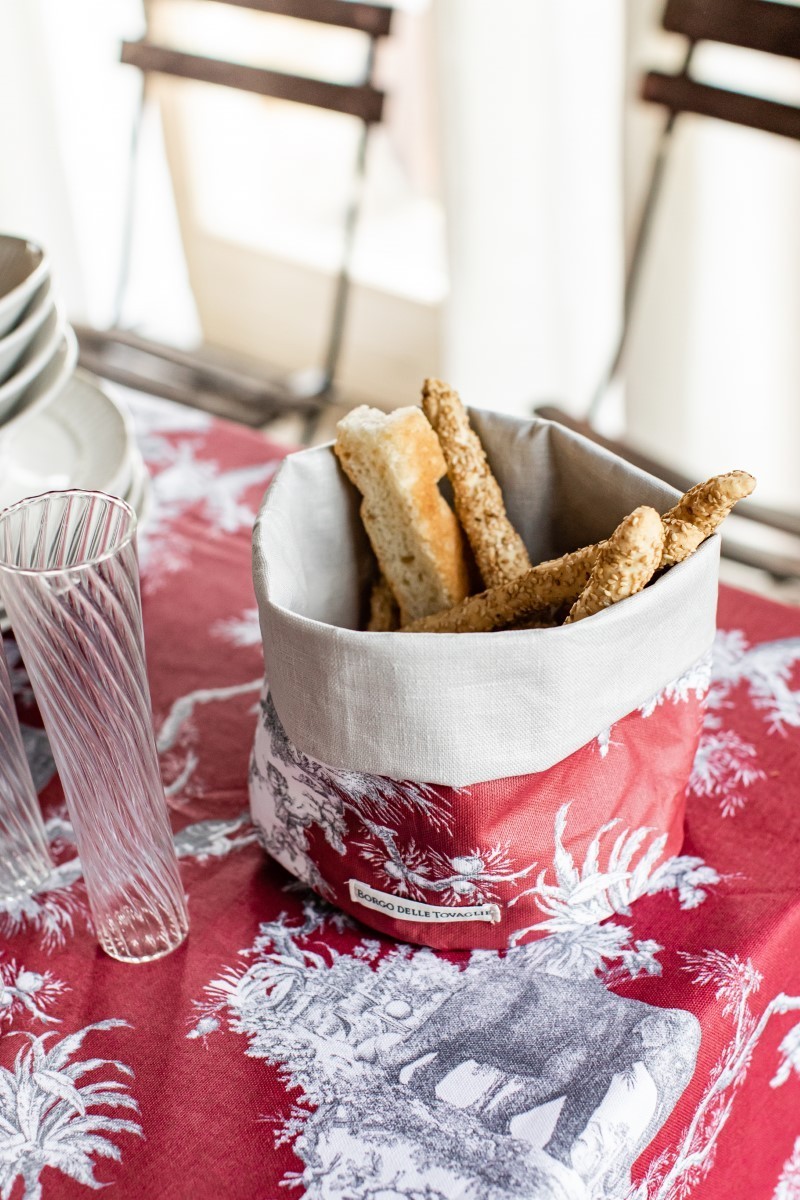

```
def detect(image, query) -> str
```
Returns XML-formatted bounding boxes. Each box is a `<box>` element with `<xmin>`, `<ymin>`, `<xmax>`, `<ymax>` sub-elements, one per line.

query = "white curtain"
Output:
<box><xmin>434</xmin><ymin>0</ymin><xmax>800</xmax><ymax>511</ymax></box>
<box><xmin>433</xmin><ymin>0</ymin><xmax>626</xmax><ymax>418</ymax></box>
<box><xmin>0</xmin><ymin>0</ymin><xmax>86</xmax><ymax>315</ymax></box>
<box><xmin>0</xmin><ymin>0</ymin><xmax>190</xmax><ymax>334</ymax></box>
<box><xmin>624</xmin><ymin>12</ymin><xmax>800</xmax><ymax>511</ymax></box>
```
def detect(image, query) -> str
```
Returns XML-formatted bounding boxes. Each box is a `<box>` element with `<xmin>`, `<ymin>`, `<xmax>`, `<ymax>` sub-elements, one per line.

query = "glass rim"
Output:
<box><xmin>0</xmin><ymin>489</ymin><xmax>137</xmax><ymax>577</ymax></box>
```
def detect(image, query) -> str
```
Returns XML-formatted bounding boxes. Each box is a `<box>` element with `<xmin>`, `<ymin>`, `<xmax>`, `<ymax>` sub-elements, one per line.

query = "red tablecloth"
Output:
<box><xmin>2</xmin><ymin>394</ymin><xmax>799</xmax><ymax>1200</ymax></box>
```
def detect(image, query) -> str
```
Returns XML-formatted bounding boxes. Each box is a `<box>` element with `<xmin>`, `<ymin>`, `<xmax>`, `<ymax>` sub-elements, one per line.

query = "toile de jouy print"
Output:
<box><xmin>2</xmin><ymin>399</ymin><xmax>799</xmax><ymax>1200</ymax></box>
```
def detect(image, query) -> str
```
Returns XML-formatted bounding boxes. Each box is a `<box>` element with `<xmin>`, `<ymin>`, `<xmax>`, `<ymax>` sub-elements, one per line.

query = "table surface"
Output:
<box><xmin>2</xmin><ymin>392</ymin><xmax>800</xmax><ymax>1200</ymax></box>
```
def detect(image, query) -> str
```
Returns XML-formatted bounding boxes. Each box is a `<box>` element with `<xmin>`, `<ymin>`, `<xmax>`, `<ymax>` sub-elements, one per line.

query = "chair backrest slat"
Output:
<box><xmin>189</xmin><ymin>0</ymin><xmax>393</xmax><ymax>37</ymax></box>
<box><xmin>121</xmin><ymin>39</ymin><xmax>385</xmax><ymax>122</ymax></box>
<box><xmin>663</xmin><ymin>0</ymin><xmax>800</xmax><ymax>60</ymax></box>
<box><xmin>643</xmin><ymin>69</ymin><xmax>800</xmax><ymax>140</ymax></box>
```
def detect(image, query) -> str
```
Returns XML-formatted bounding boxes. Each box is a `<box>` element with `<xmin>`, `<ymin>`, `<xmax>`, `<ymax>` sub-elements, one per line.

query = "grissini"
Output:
<box><xmin>661</xmin><ymin>470</ymin><xmax>756</xmax><ymax>567</ymax></box>
<box><xmin>400</xmin><ymin>471</ymin><xmax>754</xmax><ymax>634</ymax></box>
<box><xmin>334</xmin><ymin>406</ymin><xmax>470</xmax><ymax>625</ymax></box>
<box><xmin>565</xmin><ymin>507</ymin><xmax>664</xmax><ymax>624</ymax></box>
<box><xmin>421</xmin><ymin>377</ymin><xmax>532</xmax><ymax>587</ymax></box>
<box><xmin>401</xmin><ymin>543</ymin><xmax>598</xmax><ymax>633</ymax></box>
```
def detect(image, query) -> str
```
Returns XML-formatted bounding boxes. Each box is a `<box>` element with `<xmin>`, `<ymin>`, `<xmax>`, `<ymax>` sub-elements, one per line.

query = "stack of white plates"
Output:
<box><xmin>0</xmin><ymin>370</ymin><xmax>150</xmax><ymax>517</ymax></box>
<box><xmin>0</xmin><ymin>235</ymin><xmax>150</xmax><ymax>629</ymax></box>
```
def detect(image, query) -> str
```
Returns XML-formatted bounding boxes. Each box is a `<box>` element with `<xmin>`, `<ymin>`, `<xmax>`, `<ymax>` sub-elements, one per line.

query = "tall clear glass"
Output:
<box><xmin>0</xmin><ymin>632</ymin><xmax>51</xmax><ymax>901</ymax></box>
<box><xmin>0</xmin><ymin>491</ymin><xmax>188</xmax><ymax>962</ymax></box>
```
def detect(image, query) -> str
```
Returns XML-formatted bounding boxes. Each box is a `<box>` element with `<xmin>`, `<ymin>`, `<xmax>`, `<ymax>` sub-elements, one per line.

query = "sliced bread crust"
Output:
<box><xmin>334</xmin><ymin>406</ymin><xmax>470</xmax><ymax>624</ymax></box>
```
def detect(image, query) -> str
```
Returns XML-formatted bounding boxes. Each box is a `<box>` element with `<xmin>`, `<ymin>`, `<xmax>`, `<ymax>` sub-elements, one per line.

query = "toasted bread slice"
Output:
<box><xmin>366</xmin><ymin>574</ymin><xmax>400</xmax><ymax>632</ymax></box>
<box><xmin>334</xmin><ymin>406</ymin><xmax>470</xmax><ymax>624</ymax></box>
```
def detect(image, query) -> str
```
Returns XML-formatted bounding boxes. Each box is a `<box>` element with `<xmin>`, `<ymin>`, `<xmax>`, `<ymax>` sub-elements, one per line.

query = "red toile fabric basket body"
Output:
<box><xmin>250</xmin><ymin>411</ymin><xmax>719</xmax><ymax>950</ymax></box>
<box><xmin>250</xmin><ymin>668</ymin><xmax>708</xmax><ymax>950</ymax></box>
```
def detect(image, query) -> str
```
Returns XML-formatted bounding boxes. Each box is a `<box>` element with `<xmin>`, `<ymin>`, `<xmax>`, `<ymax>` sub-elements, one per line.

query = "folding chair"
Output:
<box><xmin>537</xmin><ymin>0</ymin><xmax>800</xmax><ymax>577</ymax></box>
<box><xmin>77</xmin><ymin>0</ymin><xmax>394</xmax><ymax>428</ymax></box>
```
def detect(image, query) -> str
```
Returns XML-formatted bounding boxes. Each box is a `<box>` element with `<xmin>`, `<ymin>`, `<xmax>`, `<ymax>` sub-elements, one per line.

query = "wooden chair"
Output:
<box><xmin>77</xmin><ymin>0</ymin><xmax>394</xmax><ymax>427</ymax></box>
<box><xmin>537</xmin><ymin>0</ymin><xmax>800</xmax><ymax>578</ymax></box>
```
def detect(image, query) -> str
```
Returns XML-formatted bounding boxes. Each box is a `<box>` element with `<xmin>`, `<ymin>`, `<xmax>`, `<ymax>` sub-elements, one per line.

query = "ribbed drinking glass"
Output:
<box><xmin>0</xmin><ymin>632</ymin><xmax>51</xmax><ymax>901</ymax></box>
<box><xmin>0</xmin><ymin>490</ymin><xmax>188</xmax><ymax>962</ymax></box>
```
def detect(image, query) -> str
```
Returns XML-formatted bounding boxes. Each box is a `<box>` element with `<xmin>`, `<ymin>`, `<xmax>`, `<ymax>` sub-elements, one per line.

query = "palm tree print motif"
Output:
<box><xmin>688</xmin><ymin>629</ymin><xmax>800</xmax><ymax>816</ymax></box>
<box><xmin>629</xmin><ymin>952</ymin><xmax>800</xmax><ymax>1200</ymax></box>
<box><xmin>250</xmin><ymin>690</ymin><xmax>536</xmax><ymax>906</ymax></box>
<box><xmin>137</xmin><ymin>440</ymin><xmax>281</xmax><ymax>589</ymax></box>
<box><xmin>710</xmin><ymin>630</ymin><xmax>800</xmax><ymax>734</ymax></box>
<box><xmin>0</xmin><ymin>1020</ymin><xmax>142</xmax><ymax>1200</ymax></box>
<box><xmin>638</xmin><ymin>655</ymin><xmax>712</xmax><ymax>718</ymax></box>
<box><xmin>596</xmin><ymin>654</ymin><xmax>711</xmax><ymax>758</ymax></box>
<box><xmin>0</xmin><ymin>852</ymin><xmax>87</xmax><ymax>954</ymax></box>
<box><xmin>688</xmin><ymin>728</ymin><xmax>765</xmax><ymax>818</ymax></box>
<box><xmin>594</xmin><ymin>629</ymin><xmax>800</xmax><ymax>818</ymax></box>
<box><xmin>0</xmin><ymin>960</ymin><xmax>67</xmax><ymax>1028</ymax></box>
<box><xmin>506</xmin><ymin>803</ymin><xmax>720</xmax><ymax>963</ymax></box>
<box><xmin>774</xmin><ymin>1138</ymin><xmax>800</xmax><ymax>1200</ymax></box>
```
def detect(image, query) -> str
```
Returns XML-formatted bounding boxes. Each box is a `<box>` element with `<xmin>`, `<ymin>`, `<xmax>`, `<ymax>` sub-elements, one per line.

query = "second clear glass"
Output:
<box><xmin>0</xmin><ymin>632</ymin><xmax>51</xmax><ymax>902</ymax></box>
<box><xmin>0</xmin><ymin>490</ymin><xmax>188</xmax><ymax>962</ymax></box>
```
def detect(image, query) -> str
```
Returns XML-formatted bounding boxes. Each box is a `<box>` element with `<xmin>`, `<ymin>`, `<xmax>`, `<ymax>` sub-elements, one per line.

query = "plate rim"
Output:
<box><xmin>0</xmin><ymin>369</ymin><xmax>138</xmax><ymax>511</ymax></box>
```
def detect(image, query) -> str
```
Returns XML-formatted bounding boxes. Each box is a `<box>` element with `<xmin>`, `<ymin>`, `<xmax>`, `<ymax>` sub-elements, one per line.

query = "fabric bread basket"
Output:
<box><xmin>249</xmin><ymin>411</ymin><xmax>718</xmax><ymax>951</ymax></box>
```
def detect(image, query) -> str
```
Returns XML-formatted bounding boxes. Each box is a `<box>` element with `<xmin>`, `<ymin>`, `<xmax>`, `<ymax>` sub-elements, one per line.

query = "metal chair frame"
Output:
<box><xmin>79</xmin><ymin>0</ymin><xmax>394</xmax><ymax>427</ymax></box>
<box><xmin>540</xmin><ymin>0</ymin><xmax>800</xmax><ymax>578</ymax></box>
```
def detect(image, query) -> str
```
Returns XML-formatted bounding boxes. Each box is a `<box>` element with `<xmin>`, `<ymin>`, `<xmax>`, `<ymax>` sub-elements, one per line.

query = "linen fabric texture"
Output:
<box><xmin>250</xmin><ymin>412</ymin><xmax>718</xmax><ymax>949</ymax></box>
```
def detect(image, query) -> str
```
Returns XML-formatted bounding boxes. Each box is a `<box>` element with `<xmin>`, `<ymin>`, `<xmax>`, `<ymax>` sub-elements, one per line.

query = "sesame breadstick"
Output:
<box><xmin>400</xmin><ymin>472</ymin><xmax>754</xmax><ymax>635</ymax></box>
<box><xmin>565</xmin><ymin>507</ymin><xmax>664</xmax><ymax>624</ymax></box>
<box><xmin>421</xmin><ymin>377</ymin><xmax>532</xmax><ymax>587</ymax></box>
<box><xmin>366</xmin><ymin>575</ymin><xmax>400</xmax><ymax>632</ymax></box>
<box><xmin>660</xmin><ymin>471</ymin><xmax>756</xmax><ymax>567</ymax></box>
<box><xmin>402</xmin><ymin>543</ymin><xmax>598</xmax><ymax>633</ymax></box>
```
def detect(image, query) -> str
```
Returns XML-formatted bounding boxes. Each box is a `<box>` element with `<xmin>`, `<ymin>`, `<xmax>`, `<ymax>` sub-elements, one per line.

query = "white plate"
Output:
<box><xmin>0</xmin><ymin>306</ymin><xmax>65</xmax><ymax>422</ymax></box>
<box><xmin>0</xmin><ymin>278</ymin><xmax>54</xmax><ymax>385</ymax></box>
<box><xmin>0</xmin><ymin>326</ymin><xmax>77</xmax><ymax>432</ymax></box>
<box><xmin>0</xmin><ymin>371</ymin><xmax>135</xmax><ymax>511</ymax></box>
<box><xmin>0</xmin><ymin>237</ymin><xmax>49</xmax><ymax>338</ymax></box>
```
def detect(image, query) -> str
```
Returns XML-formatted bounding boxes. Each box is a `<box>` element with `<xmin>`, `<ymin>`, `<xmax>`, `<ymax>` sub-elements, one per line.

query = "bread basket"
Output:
<box><xmin>249</xmin><ymin>411</ymin><xmax>718</xmax><ymax>950</ymax></box>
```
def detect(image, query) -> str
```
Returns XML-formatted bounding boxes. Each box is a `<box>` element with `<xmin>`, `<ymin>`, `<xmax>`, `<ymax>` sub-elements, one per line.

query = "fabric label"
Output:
<box><xmin>348</xmin><ymin>879</ymin><xmax>501</xmax><ymax>924</ymax></box>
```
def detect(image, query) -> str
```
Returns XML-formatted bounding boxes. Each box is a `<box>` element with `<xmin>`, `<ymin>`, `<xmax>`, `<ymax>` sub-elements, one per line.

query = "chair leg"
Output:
<box><xmin>586</xmin><ymin>41</ymin><xmax>696</xmax><ymax>424</ymax></box>
<box><xmin>535</xmin><ymin>404</ymin><xmax>800</xmax><ymax>579</ymax></box>
<box><xmin>111</xmin><ymin>75</ymin><xmax>147</xmax><ymax>329</ymax></box>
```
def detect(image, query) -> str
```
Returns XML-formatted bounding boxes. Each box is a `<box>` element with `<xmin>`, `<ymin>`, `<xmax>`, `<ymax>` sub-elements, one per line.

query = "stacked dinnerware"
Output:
<box><xmin>0</xmin><ymin>235</ymin><xmax>150</xmax><ymax>628</ymax></box>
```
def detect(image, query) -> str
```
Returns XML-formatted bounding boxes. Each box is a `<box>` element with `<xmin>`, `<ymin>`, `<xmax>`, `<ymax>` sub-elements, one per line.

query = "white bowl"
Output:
<box><xmin>0</xmin><ymin>305</ymin><xmax>64</xmax><ymax>422</ymax></box>
<box><xmin>0</xmin><ymin>236</ymin><xmax>49</xmax><ymax>338</ymax></box>
<box><xmin>0</xmin><ymin>278</ymin><xmax>55</xmax><ymax>385</ymax></box>
<box><xmin>0</xmin><ymin>326</ymin><xmax>77</xmax><ymax>433</ymax></box>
